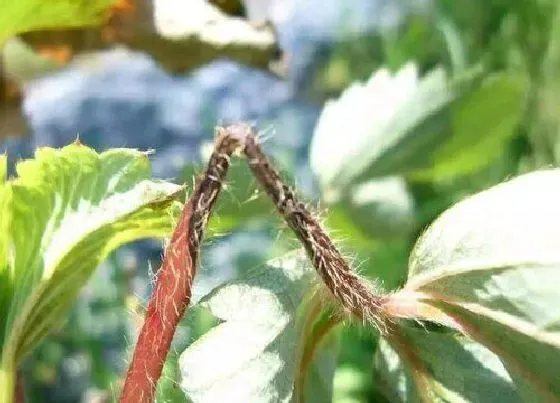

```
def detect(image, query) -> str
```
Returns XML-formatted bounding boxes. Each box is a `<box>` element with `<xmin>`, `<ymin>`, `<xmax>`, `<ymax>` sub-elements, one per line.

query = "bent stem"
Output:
<box><xmin>119</xmin><ymin>129</ymin><xmax>245</xmax><ymax>403</ymax></box>
<box><xmin>120</xmin><ymin>123</ymin><xmax>385</xmax><ymax>402</ymax></box>
<box><xmin>238</xmin><ymin>126</ymin><xmax>386</xmax><ymax>328</ymax></box>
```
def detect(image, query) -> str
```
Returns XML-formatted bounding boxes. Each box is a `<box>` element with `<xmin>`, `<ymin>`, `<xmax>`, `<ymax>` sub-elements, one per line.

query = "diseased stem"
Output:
<box><xmin>119</xmin><ymin>129</ymin><xmax>245</xmax><ymax>403</ymax></box>
<box><xmin>232</xmin><ymin>125</ymin><xmax>385</xmax><ymax>327</ymax></box>
<box><xmin>120</xmin><ymin>123</ymin><xmax>384</xmax><ymax>402</ymax></box>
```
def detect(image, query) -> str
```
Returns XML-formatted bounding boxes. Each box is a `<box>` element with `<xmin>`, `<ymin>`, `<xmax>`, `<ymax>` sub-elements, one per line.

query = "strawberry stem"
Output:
<box><xmin>119</xmin><ymin>129</ymin><xmax>245</xmax><ymax>402</ymax></box>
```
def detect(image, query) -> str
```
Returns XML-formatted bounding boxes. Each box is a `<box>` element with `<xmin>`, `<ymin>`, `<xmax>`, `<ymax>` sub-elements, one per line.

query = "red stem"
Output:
<box><xmin>118</xmin><ymin>201</ymin><xmax>198</xmax><ymax>402</ymax></box>
<box><xmin>119</xmin><ymin>129</ymin><xmax>243</xmax><ymax>402</ymax></box>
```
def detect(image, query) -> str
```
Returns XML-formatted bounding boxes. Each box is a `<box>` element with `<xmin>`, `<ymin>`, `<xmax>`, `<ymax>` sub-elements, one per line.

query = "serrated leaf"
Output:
<box><xmin>179</xmin><ymin>251</ymin><xmax>339</xmax><ymax>403</ymax></box>
<box><xmin>309</xmin><ymin>63</ymin><xmax>452</xmax><ymax>194</ymax></box>
<box><xmin>0</xmin><ymin>0</ymin><xmax>115</xmax><ymax>46</ymax></box>
<box><xmin>385</xmin><ymin>169</ymin><xmax>560</xmax><ymax>401</ymax></box>
<box><xmin>1</xmin><ymin>143</ymin><xmax>183</xmax><ymax>367</ymax></box>
<box><xmin>309</xmin><ymin>64</ymin><xmax>528</xmax><ymax>193</ymax></box>
<box><xmin>375</xmin><ymin>325</ymin><xmax>522</xmax><ymax>403</ymax></box>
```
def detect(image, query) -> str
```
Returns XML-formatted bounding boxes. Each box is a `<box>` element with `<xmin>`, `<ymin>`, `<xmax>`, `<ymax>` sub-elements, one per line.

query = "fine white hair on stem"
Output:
<box><xmin>223</xmin><ymin>124</ymin><xmax>388</xmax><ymax>331</ymax></box>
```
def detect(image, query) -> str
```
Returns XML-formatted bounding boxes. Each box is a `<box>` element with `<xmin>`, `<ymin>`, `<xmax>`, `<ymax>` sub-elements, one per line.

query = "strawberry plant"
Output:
<box><xmin>2</xmin><ymin>1</ymin><xmax>560</xmax><ymax>402</ymax></box>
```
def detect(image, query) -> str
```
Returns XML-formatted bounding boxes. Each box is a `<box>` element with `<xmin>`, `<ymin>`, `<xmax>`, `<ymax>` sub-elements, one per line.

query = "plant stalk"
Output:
<box><xmin>119</xmin><ymin>129</ymin><xmax>245</xmax><ymax>402</ymax></box>
<box><xmin>239</xmin><ymin>126</ymin><xmax>385</xmax><ymax>327</ymax></box>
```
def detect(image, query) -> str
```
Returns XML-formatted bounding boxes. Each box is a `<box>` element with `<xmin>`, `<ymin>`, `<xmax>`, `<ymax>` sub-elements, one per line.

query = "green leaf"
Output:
<box><xmin>309</xmin><ymin>64</ymin><xmax>528</xmax><ymax>193</ymax></box>
<box><xmin>179</xmin><ymin>251</ymin><xmax>339</xmax><ymax>403</ymax></box>
<box><xmin>325</xmin><ymin>209</ymin><xmax>409</xmax><ymax>292</ymax></box>
<box><xmin>1</xmin><ymin>143</ymin><xmax>183</xmax><ymax>367</ymax></box>
<box><xmin>374</xmin><ymin>325</ymin><xmax>522</xmax><ymax>402</ymax></box>
<box><xmin>0</xmin><ymin>155</ymin><xmax>9</xmax><ymax>351</ymax></box>
<box><xmin>328</xmin><ymin>176</ymin><xmax>416</xmax><ymax>241</ymax></box>
<box><xmin>414</xmin><ymin>73</ymin><xmax>529</xmax><ymax>180</ymax></box>
<box><xmin>385</xmin><ymin>169</ymin><xmax>560</xmax><ymax>401</ymax></box>
<box><xmin>0</xmin><ymin>0</ymin><xmax>115</xmax><ymax>46</ymax></box>
<box><xmin>334</xmin><ymin>326</ymin><xmax>385</xmax><ymax>403</ymax></box>
<box><xmin>310</xmin><ymin>63</ymin><xmax>452</xmax><ymax>194</ymax></box>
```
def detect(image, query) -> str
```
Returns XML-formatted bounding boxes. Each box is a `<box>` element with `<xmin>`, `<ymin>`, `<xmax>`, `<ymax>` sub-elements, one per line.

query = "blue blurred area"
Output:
<box><xmin>18</xmin><ymin>54</ymin><xmax>315</xmax><ymax>179</ymax></box>
<box><xmin>1</xmin><ymin>0</ymin><xmax>409</xmax><ymax>175</ymax></box>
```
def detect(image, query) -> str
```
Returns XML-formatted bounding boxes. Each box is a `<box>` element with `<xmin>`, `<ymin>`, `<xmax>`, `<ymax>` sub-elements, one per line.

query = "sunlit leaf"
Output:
<box><xmin>179</xmin><ymin>251</ymin><xmax>339</xmax><ymax>403</ymax></box>
<box><xmin>384</xmin><ymin>169</ymin><xmax>560</xmax><ymax>401</ymax></box>
<box><xmin>330</xmin><ymin>176</ymin><xmax>416</xmax><ymax>240</ymax></box>
<box><xmin>309</xmin><ymin>64</ymin><xmax>528</xmax><ymax>193</ymax></box>
<box><xmin>309</xmin><ymin>63</ymin><xmax>452</xmax><ymax>194</ymax></box>
<box><xmin>1</xmin><ymin>142</ymin><xmax>183</xmax><ymax>368</ymax></box>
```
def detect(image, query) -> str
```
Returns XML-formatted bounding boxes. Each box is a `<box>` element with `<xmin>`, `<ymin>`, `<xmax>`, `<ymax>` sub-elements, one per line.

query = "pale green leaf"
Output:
<box><xmin>387</xmin><ymin>169</ymin><xmax>560</xmax><ymax>401</ymax></box>
<box><xmin>375</xmin><ymin>325</ymin><xmax>522</xmax><ymax>402</ymax></box>
<box><xmin>1</xmin><ymin>143</ymin><xmax>183</xmax><ymax>366</ymax></box>
<box><xmin>0</xmin><ymin>0</ymin><xmax>115</xmax><ymax>46</ymax></box>
<box><xmin>0</xmin><ymin>155</ymin><xmax>9</xmax><ymax>351</ymax></box>
<box><xmin>309</xmin><ymin>65</ymin><xmax>528</xmax><ymax>192</ymax></box>
<box><xmin>329</xmin><ymin>176</ymin><xmax>416</xmax><ymax>241</ymax></box>
<box><xmin>310</xmin><ymin>63</ymin><xmax>452</xmax><ymax>194</ymax></box>
<box><xmin>179</xmin><ymin>251</ymin><xmax>338</xmax><ymax>403</ymax></box>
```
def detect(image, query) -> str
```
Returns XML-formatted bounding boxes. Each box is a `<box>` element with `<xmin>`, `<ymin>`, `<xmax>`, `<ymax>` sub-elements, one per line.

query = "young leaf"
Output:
<box><xmin>384</xmin><ymin>169</ymin><xmax>560</xmax><ymax>402</ymax></box>
<box><xmin>179</xmin><ymin>251</ymin><xmax>339</xmax><ymax>403</ymax></box>
<box><xmin>1</xmin><ymin>143</ymin><xmax>183</xmax><ymax>369</ymax></box>
<box><xmin>375</xmin><ymin>325</ymin><xmax>522</xmax><ymax>403</ymax></box>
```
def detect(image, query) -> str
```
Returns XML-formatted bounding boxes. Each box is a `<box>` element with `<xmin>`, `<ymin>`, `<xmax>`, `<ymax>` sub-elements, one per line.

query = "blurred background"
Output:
<box><xmin>2</xmin><ymin>0</ymin><xmax>559</xmax><ymax>401</ymax></box>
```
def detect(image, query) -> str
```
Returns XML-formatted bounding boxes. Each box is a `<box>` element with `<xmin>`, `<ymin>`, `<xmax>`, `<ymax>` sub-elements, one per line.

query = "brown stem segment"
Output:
<box><xmin>226</xmin><ymin>124</ymin><xmax>385</xmax><ymax>327</ymax></box>
<box><xmin>119</xmin><ymin>129</ymin><xmax>245</xmax><ymax>403</ymax></box>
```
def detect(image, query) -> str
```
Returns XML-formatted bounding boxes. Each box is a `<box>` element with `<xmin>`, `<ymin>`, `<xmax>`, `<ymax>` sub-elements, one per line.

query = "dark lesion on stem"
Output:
<box><xmin>122</xmin><ymin>123</ymin><xmax>385</xmax><ymax>402</ymax></box>
<box><xmin>188</xmin><ymin>128</ymin><xmax>246</xmax><ymax>248</ymax></box>
<box><xmin>221</xmin><ymin>124</ymin><xmax>386</xmax><ymax>329</ymax></box>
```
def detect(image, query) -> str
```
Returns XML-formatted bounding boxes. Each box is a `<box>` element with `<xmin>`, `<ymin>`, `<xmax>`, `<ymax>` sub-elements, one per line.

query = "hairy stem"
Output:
<box><xmin>119</xmin><ymin>129</ymin><xmax>245</xmax><ymax>402</ymax></box>
<box><xmin>225</xmin><ymin>124</ymin><xmax>386</xmax><ymax>327</ymax></box>
<box><xmin>120</xmin><ymin>123</ymin><xmax>385</xmax><ymax>402</ymax></box>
